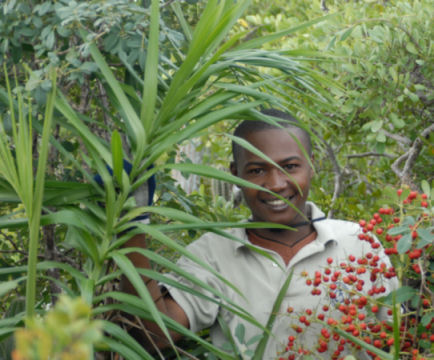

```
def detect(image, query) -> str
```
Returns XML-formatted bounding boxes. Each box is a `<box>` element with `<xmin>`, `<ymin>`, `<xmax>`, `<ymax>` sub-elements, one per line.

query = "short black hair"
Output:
<box><xmin>232</xmin><ymin>108</ymin><xmax>312</xmax><ymax>163</ymax></box>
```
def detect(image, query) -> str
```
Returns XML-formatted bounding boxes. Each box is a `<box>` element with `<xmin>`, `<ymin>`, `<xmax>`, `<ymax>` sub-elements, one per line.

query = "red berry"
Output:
<box><xmin>373</xmin><ymin>339</ymin><xmax>382</xmax><ymax>348</ymax></box>
<box><xmin>327</xmin><ymin>257</ymin><xmax>333</xmax><ymax>264</ymax></box>
<box><xmin>409</xmin><ymin>191</ymin><xmax>418</xmax><ymax>200</ymax></box>
<box><xmin>371</xmin><ymin>305</ymin><xmax>379</xmax><ymax>313</ymax></box>
<box><xmin>412</xmin><ymin>263</ymin><xmax>421</xmax><ymax>273</ymax></box>
<box><xmin>421</xmin><ymin>201</ymin><xmax>428</xmax><ymax>207</ymax></box>
<box><xmin>397</xmin><ymin>189</ymin><xmax>403</xmax><ymax>196</ymax></box>
<box><xmin>376</xmin><ymin>228</ymin><xmax>384</xmax><ymax>235</ymax></box>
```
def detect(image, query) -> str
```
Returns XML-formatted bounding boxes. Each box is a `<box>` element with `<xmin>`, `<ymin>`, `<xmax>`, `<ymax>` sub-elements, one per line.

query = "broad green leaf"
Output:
<box><xmin>421</xmin><ymin>311</ymin><xmax>434</xmax><ymax>327</ymax></box>
<box><xmin>402</xmin><ymin>216</ymin><xmax>415</xmax><ymax>226</ymax></box>
<box><xmin>340</xmin><ymin>26</ymin><xmax>354</xmax><ymax>41</ymax></box>
<box><xmin>421</xmin><ymin>180</ymin><xmax>430</xmax><ymax>198</ymax></box>
<box><xmin>397</xmin><ymin>233</ymin><xmax>412</xmax><ymax>254</ymax></box>
<box><xmin>416</xmin><ymin>228</ymin><xmax>434</xmax><ymax>248</ymax></box>
<box><xmin>0</xmin><ymin>279</ymin><xmax>23</xmax><ymax>297</ymax></box>
<box><xmin>387</xmin><ymin>226</ymin><xmax>409</xmax><ymax>235</ymax></box>
<box><xmin>235</xmin><ymin>323</ymin><xmax>245</xmax><ymax>343</ymax></box>
<box><xmin>406</xmin><ymin>42</ymin><xmax>418</xmax><ymax>55</ymax></box>
<box><xmin>390</xmin><ymin>286</ymin><xmax>416</xmax><ymax>303</ymax></box>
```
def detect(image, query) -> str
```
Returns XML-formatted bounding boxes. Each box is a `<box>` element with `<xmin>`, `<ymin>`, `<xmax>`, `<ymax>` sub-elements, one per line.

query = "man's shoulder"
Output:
<box><xmin>314</xmin><ymin>216</ymin><xmax>362</xmax><ymax>248</ymax></box>
<box><xmin>323</xmin><ymin>218</ymin><xmax>360</xmax><ymax>231</ymax></box>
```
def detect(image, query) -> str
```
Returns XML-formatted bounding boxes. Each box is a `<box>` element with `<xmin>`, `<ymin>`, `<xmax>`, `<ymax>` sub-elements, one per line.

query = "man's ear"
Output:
<box><xmin>230</xmin><ymin>162</ymin><xmax>238</xmax><ymax>177</ymax></box>
<box><xmin>309</xmin><ymin>154</ymin><xmax>315</xmax><ymax>178</ymax></box>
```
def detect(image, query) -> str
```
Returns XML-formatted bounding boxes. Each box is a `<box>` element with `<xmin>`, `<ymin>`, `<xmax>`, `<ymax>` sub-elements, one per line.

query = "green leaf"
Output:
<box><xmin>100</xmin><ymin>321</ymin><xmax>154</xmax><ymax>360</ymax></box>
<box><xmin>405</xmin><ymin>42</ymin><xmax>418</xmax><ymax>55</ymax></box>
<box><xmin>382</xmin><ymin>186</ymin><xmax>398</xmax><ymax>202</ymax></box>
<box><xmin>397</xmin><ymin>233</ymin><xmax>412</xmax><ymax>254</ymax></box>
<box><xmin>140</xmin><ymin>0</ymin><xmax>160</xmax><ymax>138</ymax></box>
<box><xmin>0</xmin><ymin>279</ymin><xmax>23</xmax><ymax>297</ymax></box>
<box><xmin>421</xmin><ymin>180</ymin><xmax>430</xmax><ymax>198</ymax></box>
<box><xmin>111</xmin><ymin>130</ymin><xmax>123</xmax><ymax>186</ymax></box>
<box><xmin>80</xmin><ymin>29</ymin><xmax>145</xmax><ymax>161</ymax></box>
<box><xmin>110</xmin><ymin>252</ymin><xmax>174</xmax><ymax>348</ymax></box>
<box><xmin>340</xmin><ymin>26</ymin><xmax>354</xmax><ymax>41</ymax></box>
<box><xmin>402</xmin><ymin>216</ymin><xmax>415</xmax><ymax>226</ymax></box>
<box><xmin>421</xmin><ymin>311</ymin><xmax>434</xmax><ymax>327</ymax></box>
<box><xmin>391</xmin><ymin>286</ymin><xmax>416</xmax><ymax>303</ymax></box>
<box><xmin>100</xmin><ymin>337</ymin><xmax>148</xmax><ymax>360</ymax></box>
<box><xmin>416</xmin><ymin>228</ymin><xmax>434</xmax><ymax>248</ymax></box>
<box><xmin>387</xmin><ymin>226</ymin><xmax>409</xmax><ymax>236</ymax></box>
<box><xmin>235</xmin><ymin>323</ymin><xmax>245</xmax><ymax>344</ymax></box>
<box><xmin>371</xmin><ymin>120</ymin><xmax>383</xmax><ymax>132</ymax></box>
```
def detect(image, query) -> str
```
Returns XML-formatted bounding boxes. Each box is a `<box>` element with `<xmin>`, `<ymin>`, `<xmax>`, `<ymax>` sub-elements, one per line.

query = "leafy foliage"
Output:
<box><xmin>0</xmin><ymin>0</ymin><xmax>338</xmax><ymax>358</ymax></box>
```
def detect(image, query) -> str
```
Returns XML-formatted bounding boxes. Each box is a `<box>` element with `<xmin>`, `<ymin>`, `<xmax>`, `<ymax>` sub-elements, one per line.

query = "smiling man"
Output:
<box><xmin>230</xmin><ymin>109</ymin><xmax>316</xmax><ymax>266</ymax></box>
<box><xmin>123</xmin><ymin>109</ymin><xmax>398</xmax><ymax>359</ymax></box>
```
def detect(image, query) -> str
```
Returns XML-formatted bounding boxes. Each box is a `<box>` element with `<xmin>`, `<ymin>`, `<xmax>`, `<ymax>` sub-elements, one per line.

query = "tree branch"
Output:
<box><xmin>391</xmin><ymin>124</ymin><xmax>434</xmax><ymax>188</ymax></box>
<box><xmin>313</xmin><ymin>130</ymin><xmax>342</xmax><ymax>218</ymax></box>
<box><xmin>346</xmin><ymin>152</ymin><xmax>394</xmax><ymax>159</ymax></box>
<box><xmin>381</xmin><ymin>130</ymin><xmax>411</xmax><ymax>147</ymax></box>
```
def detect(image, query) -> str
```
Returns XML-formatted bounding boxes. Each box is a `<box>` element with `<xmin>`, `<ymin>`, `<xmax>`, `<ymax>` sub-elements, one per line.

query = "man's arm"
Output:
<box><xmin>121</xmin><ymin>233</ymin><xmax>189</xmax><ymax>349</ymax></box>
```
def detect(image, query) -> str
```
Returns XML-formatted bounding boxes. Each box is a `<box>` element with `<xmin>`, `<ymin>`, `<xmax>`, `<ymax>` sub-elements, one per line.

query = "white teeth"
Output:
<box><xmin>266</xmin><ymin>199</ymin><xmax>286</xmax><ymax>206</ymax></box>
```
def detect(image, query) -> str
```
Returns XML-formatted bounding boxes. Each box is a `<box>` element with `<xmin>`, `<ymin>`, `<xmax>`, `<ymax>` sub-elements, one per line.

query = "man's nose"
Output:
<box><xmin>265</xmin><ymin>169</ymin><xmax>287</xmax><ymax>192</ymax></box>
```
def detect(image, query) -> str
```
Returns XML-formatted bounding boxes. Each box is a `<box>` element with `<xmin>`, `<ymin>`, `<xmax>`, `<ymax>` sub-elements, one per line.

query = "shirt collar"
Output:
<box><xmin>234</xmin><ymin>201</ymin><xmax>337</xmax><ymax>252</ymax></box>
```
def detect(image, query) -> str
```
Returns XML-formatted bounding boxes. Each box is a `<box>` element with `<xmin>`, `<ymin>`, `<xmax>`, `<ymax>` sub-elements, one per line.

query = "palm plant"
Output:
<box><xmin>0</xmin><ymin>0</ymin><xmax>338</xmax><ymax>358</ymax></box>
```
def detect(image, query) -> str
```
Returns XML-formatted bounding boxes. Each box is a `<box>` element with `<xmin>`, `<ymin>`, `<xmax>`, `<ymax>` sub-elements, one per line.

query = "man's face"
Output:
<box><xmin>230</xmin><ymin>128</ymin><xmax>313</xmax><ymax>225</ymax></box>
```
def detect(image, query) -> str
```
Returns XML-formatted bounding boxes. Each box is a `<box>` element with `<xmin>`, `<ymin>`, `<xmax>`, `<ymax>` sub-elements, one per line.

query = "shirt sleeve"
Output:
<box><xmin>162</xmin><ymin>237</ymin><xmax>225</xmax><ymax>333</ymax></box>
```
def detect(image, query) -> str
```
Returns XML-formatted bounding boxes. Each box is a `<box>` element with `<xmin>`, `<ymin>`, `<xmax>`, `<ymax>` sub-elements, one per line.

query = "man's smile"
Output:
<box><xmin>262</xmin><ymin>194</ymin><xmax>296</xmax><ymax>210</ymax></box>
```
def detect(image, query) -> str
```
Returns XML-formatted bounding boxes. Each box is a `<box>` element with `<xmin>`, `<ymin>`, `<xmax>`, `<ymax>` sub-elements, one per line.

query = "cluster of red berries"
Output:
<box><xmin>357</xmin><ymin>190</ymin><xmax>432</xmax><ymax>278</ymax></box>
<box><xmin>400</xmin><ymin>189</ymin><xmax>429</xmax><ymax>208</ymax></box>
<box><xmin>279</xmin><ymin>189</ymin><xmax>432</xmax><ymax>360</ymax></box>
<box><xmin>281</xmin><ymin>254</ymin><xmax>433</xmax><ymax>359</ymax></box>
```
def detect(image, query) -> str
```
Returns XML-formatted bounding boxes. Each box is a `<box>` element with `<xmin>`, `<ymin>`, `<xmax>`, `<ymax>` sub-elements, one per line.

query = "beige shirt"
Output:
<box><xmin>164</xmin><ymin>202</ymin><xmax>398</xmax><ymax>359</ymax></box>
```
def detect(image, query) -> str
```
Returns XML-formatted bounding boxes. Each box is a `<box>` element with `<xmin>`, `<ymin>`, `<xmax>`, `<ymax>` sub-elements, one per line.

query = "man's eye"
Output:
<box><xmin>283</xmin><ymin>164</ymin><xmax>297</xmax><ymax>171</ymax></box>
<box><xmin>248</xmin><ymin>168</ymin><xmax>264</xmax><ymax>175</ymax></box>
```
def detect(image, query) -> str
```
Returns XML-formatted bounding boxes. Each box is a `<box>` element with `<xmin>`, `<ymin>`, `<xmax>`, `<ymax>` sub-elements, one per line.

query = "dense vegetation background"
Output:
<box><xmin>0</xmin><ymin>0</ymin><xmax>432</xmax><ymax>359</ymax></box>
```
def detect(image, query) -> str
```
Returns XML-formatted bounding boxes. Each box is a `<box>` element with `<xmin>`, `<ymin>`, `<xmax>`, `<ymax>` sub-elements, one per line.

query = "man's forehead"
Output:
<box><xmin>244</xmin><ymin>127</ymin><xmax>309</xmax><ymax>147</ymax></box>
